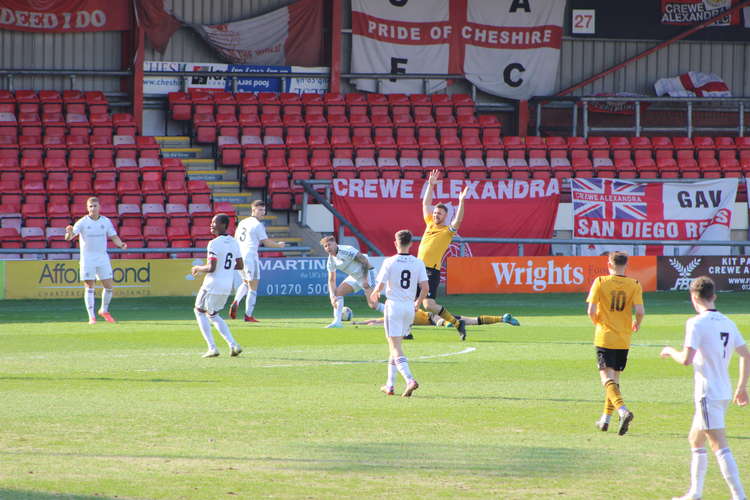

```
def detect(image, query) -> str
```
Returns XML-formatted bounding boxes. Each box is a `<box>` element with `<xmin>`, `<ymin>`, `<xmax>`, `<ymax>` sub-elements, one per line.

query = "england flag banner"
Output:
<box><xmin>572</xmin><ymin>178</ymin><xmax>738</xmax><ymax>256</ymax></box>
<box><xmin>351</xmin><ymin>0</ymin><xmax>564</xmax><ymax>99</ymax></box>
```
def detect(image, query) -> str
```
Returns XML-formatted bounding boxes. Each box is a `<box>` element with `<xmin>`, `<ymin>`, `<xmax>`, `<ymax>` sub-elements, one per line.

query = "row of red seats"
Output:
<box><xmin>240</xmin><ymin>147</ymin><xmax>750</xmax><ymax>186</ymax></box>
<box><xmin>0</xmin><ymin>133</ymin><xmax>157</xmax><ymax>152</ymax></box>
<box><xmin>0</xmin><ymin>225</ymin><xmax>199</xmax><ymax>260</ymax></box>
<box><xmin>0</xmin><ymin>110</ymin><xmax>137</xmax><ymax>137</ymax></box>
<box><xmin>168</xmin><ymin>91</ymin><xmax>477</xmax><ymax>121</ymax></box>
<box><xmin>1</xmin><ymin>201</ymin><xmax>232</xmax><ymax>230</ymax></box>
<box><xmin>0</xmin><ymin>89</ymin><xmax>108</xmax><ymax>107</ymax></box>
<box><xmin>1</xmin><ymin>171</ymin><xmax>203</xmax><ymax>199</ymax></box>
<box><xmin>0</xmin><ymin>152</ymin><xmax>182</xmax><ymax>175</ymax></box>
<box><xmin>1</xmin><ymin>186</ymin><xmax>212</xmax><ymax>217</ymax></box>
<box><xmin>218</xmin><ymin>126</ymin><xmax>504</xmax><ymax>165</ymax></box>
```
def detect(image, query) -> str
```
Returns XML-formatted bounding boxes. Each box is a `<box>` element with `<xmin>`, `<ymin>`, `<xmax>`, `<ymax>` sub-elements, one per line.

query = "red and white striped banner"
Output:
<box><xmin>192</xmin><ymin>0</ymin><xmax>324</xmax><ymax>66</ymax></box>
<box><xmin>351</xmin><ymin>0</ymin><xmax>564</xmax><ymax>99</ymax></box>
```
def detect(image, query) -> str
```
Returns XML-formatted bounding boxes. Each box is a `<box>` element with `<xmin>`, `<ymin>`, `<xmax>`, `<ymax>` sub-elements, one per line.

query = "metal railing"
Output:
<box><xmin>295</xmin><ymin>179</ymin><xmax>383</xmax><ymax>256</ymax></box>
<box><xmin>0</xmin><ymin>68</ymin><xmax>131</xmax><ymax>101</ymax></box>
<box><xmin>531</xmin><ymin>95</ymin><xmax>750</xmax><ymax>138</ymax></box>
<box><xmin>422</xmin><ymin>237</ymin><xmax>750</xmax><ymax>258</ymax></box>
<box><xmin>0</xmin><ymin>246</ymin><xmax>311</xmax><ymax>258</ymax></box>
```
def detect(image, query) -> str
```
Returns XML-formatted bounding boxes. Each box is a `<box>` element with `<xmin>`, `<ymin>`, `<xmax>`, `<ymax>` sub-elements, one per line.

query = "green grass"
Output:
<box><xmin>1</xmin><ymin>292</ymin><xmax>749</xmax><ymax>499</ymax></box>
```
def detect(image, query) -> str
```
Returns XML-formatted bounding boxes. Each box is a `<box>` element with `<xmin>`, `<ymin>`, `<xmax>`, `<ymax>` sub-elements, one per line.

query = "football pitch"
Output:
<box><xmin>1</xmin><ymin>292</ymin><xmax>749</xmax><ymax>500</ymax></box>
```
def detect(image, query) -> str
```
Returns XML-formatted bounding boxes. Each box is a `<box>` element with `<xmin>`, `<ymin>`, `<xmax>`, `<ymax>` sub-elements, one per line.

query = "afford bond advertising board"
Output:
<box><xmin>446</xmin><ymin>256</ymin><xmax>657</xmax><ymax>294</ymax></box>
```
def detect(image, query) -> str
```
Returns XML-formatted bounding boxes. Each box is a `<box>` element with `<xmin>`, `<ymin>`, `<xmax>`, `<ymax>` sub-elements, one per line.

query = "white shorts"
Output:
<box><xmin>692</xmin><ymin>398</ymin><xmax>729</xmax><ymax>430</ymax></box>
<box><xmin>342</xmin><ymin>269</ymin><xmax>376</xmax><ymax>293</ymax></box>
<box><xmin>383</xmin><ymin>299</ymin><xmax>415</xmax><ymax>338</ymax></box>
<box><xmin>240</xmin><ymin>254</ymin><xmax>260</xmax><ymax>281</ymax></box>
<box><xmin>80</xmin><ymin>255</ymin><xmax>113</xmax><ymax>281</ymax></box>
<box><xmin>195</xmin><ymin>287</ymin><xmax>229</xmax><ymax>314</ymax></box>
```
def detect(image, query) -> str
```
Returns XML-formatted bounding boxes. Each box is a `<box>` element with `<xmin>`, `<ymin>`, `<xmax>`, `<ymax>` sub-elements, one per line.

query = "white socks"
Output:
<box><xmin>386</xmin><ymin>357</ymin><xmax>397</xmax><ymax>388</ymax></box>
<box><xmin>210</xmin><ymin>314</ymin><xmax>238</xmax><ymax>349</ymax></box>
<box><xmin>395</xmin><ymin>356</ymin><xmax>414</xmax><ymax>383</ymax></box>
<box><xmin>687</xmin><ymin>448</ymin><xmax>708</xmax><ymax>499</ymax></box>
<box><xmin>101</xmin><ymin>288</ymin><xmax>113</xmax><ymax>312</ymax></box>
<box><xmin>194</xmin><ymin>310</ymin><xmax>216</xmax><ymax>350</ymax></box>
<box><xmin>376</xmin><ymin>302</ymin><xmax>385</xmax><ymax>313</ymax></box>
<box><xmin>333</xmin><ymin>296</ymin><xmax>344</xmax><ymax>322</ymax></box>
<box><xmin>233</xmin><ymin>282</ymin><xmax>248</xmax><ymax>305</ymax></box>
<box><xmin>245</xmin><ymin>289</ymin><xmax>257</xmax><ymax>317</ymax></box>
<box><xmin>84</xmin><ymin>288</ymin><xmax>95</xmax><ymax>319</ymax></box>
<box><xmin>716</xmin><ymin>447</ymin><xmax>745</xmax><ymax>500</ymax></box>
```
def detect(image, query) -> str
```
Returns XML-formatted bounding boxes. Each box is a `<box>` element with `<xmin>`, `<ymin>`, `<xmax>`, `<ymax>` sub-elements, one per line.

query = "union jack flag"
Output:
<box><xmin>572</xmin><ymin>179</ymin><xmax>647</xmax><ymax>220</ymax></box>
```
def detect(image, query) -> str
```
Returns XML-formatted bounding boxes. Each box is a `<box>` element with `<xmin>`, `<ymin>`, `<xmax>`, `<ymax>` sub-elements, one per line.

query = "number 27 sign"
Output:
<box><xmin>572</xmin><ymin>9</ymin><xmax>595</xmax><ymax>35</ymax></box>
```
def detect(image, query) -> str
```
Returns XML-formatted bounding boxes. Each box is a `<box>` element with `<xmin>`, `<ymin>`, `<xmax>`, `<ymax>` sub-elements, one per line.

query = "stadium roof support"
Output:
<box><xmin>556</xmin><ymin>0</ymin><xmax>750</xmax><ymax>97</ymax></box>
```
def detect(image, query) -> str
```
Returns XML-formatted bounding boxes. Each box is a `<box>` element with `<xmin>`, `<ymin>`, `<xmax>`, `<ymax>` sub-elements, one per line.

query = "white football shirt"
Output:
<box><xmin>71</xmin><ymin>215</ymin><xmax>117</xmax><ymax>259</ymax></box>
<box><xmin>326</xmin><ymin>244</ymin><xmax>368</xmax><ymax>280</ymax></box>
<box><xmin>201</xmin><ymin>235</ymin><xmax>242</xmax><ymax>295</ymax></box>
<box><xmin>235</xmin><ymin>216</ymin><xmax>268</xmax><ymax>258</ymax></box>
<box><xmin>375</xmin><ymin>253</ymin><xmax>428</xmax><ymax>302</ymax></box>
<box><xmin>685</xmin><ymin>310</ymin><xmax>746</xmax><ymax>401</ymax></box>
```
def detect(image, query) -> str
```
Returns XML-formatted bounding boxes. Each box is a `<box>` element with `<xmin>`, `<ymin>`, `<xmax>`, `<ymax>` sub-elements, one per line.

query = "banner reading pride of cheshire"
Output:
<box><xmin>350</xmin><ymin>0</ymin><xmax>564</xmax><ymax>99</ymax></box>
<box><xmin>331</xmin><ymin>178</ymin><xmax>560</xmax><ymax>258</ymax></box>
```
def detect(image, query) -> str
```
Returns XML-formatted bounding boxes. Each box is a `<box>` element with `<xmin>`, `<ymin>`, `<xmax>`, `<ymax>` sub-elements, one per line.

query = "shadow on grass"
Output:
<box><xmin>0</xmin><ymin>443</ymin><xmax>605</xmax><ymax>478</ymax></box>
<box><xmin>0</xmin><ymin>490</ymin><xmax>120</xmax><ymax>500</ymax></box>
<box><xmin>0</xmin><ymin>376</ymin><xmax>217</xmax><ymax>384</ymax></box>
<box><xmin>298</xmin><ymin>442</ymin><xmax>604</xmax><ymax>476</ymax></box>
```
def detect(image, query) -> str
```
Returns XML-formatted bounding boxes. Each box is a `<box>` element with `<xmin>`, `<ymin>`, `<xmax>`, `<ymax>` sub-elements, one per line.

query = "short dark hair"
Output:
<box><xmin>214</xmin><ymin>213</ymin><xmax>230</xmax><ymax>229</ymax></box>
<box><xmin>434</xmin><ymin>203</ymin><xmax>448</xmax><ymax>214</ymax></box>
<box><xmin>251</xmin><ymin>200</ymin><xmax>265</xmax><ymax>208</ymax></box>
<box><xmin>609</xmin><ymin>251</ymin><xmax>628</xmax><ymax>267</ymax></box>
<box><xmin>690</xmin><ymin>276</ymin><xmax>715</xmax><ymax>300</ymax></box>
<box><xmin>320</xmin><ymin>235</ymin><xmax>336</xmax><ymax>245</ymax></box>
<box><xmin>395</xmin><ymin>229</ymin><xmax>412</xmax><ymax>246</ymax></box>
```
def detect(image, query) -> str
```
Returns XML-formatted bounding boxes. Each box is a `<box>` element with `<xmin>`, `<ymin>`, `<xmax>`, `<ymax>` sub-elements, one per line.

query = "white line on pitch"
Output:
<box><xmin>259</xmin><ymin>347</ymin><xmax>477</xmax><ymax>368</ymax></box>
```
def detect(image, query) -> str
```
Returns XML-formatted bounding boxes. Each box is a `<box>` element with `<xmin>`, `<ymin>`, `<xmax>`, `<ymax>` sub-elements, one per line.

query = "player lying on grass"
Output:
<box><xmin>353</xmin><ymin>309</ymin><xmax>520</xmax><ymax>330</ymax></box>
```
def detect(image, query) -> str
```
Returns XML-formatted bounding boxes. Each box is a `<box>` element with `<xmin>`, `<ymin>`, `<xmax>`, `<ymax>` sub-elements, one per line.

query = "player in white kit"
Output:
<box><xmin>191</xmin><ymin>214</ymin><xmax>244</xmax><ymax>358</ymax></box>
<box><xmin>64</xmin><ymin>197</ymin><xmax>127</xmax><ymax>324</ymax></box>
<box><xmin>370</xmin><ymin>229</ymin><xmax>428</xmax><ymax>398</ymax></box>
<box><xmin>661</xmin><ymin>276</ymin><xmax>750</xmax><ymax>500</ymax></box>
<box><xmin>320</xmin><ymin>235</ymin><xmax>385</xmax><ymax>328</ymax></box>
<box><xmin>228</xmin><ymin>200</ymin><xmax>286</xmax><ymax>322</ymax></box>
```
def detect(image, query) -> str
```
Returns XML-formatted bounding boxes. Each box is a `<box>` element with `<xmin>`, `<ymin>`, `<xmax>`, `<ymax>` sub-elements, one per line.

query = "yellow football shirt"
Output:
<box><xmin>586</xmin><ymin>274</ymin><xmax>644</xmax><ymax>349</ymax></box>
<box><xmin>417</xmin><ymin>215</ymin><xmax>455</xmax><ymax>270</ymax></box>
<box><xmin>413</xmin><ymin>309</ymin><xmax>432</xmax><ymax>326</ymax></box>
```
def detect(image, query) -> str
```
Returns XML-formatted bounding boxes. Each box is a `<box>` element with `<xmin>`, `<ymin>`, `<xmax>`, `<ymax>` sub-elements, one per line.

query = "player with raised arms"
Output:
<box><xmin>418</xmin><ymin>169</ymin><xmax>469</xmax><ymax>340</ymax></box>
<box><xmin>661</xmin><ymin>276</ymin><xmax>749</xmax><ymax>500</ymax></box>
<box><xmin>320</xmin><ymin>235</ymin><xmax>384</xmax><ymax>328</ymax></box>
<box><xmin>370</xmin><ymin>229</ymin><xmax>428</xmax><ymax>397</ymax></box>
<box><xmin>191</xmin><ymin>214</ymin><xmax>244</xmax><ymax>358</ymax></box>
<box><xmin>229</xmin><ymin>200</ymin><xmax>286</xmax><ymax>322</ymax></box>
<box><xmin>64</xmin><ymin>196</ymin><xmax>127</xmax><ymax>324</ymax></box>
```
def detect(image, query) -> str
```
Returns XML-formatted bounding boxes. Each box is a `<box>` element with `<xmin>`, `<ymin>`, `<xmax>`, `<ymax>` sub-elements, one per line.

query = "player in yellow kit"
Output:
<box><xmin>352</xmin><ymin>309</ymin><xmax>520</xmax><ymax>328</ymax></box>
<box><xmin>418</xmin><ymin>169</ymin><xmax>469</xmax><ymax>340</ymax></box>
<box><xmin>586</xmin><ymin>251</ymin><xmax>645</xmax><ymax>436</ymax></box>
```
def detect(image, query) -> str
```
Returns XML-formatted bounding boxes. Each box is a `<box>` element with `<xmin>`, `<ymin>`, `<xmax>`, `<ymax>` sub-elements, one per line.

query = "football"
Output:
<box><xmin>341</xmin><ymin>306</ymin><xmax>353</xmax><ymax>321</ymax></box>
